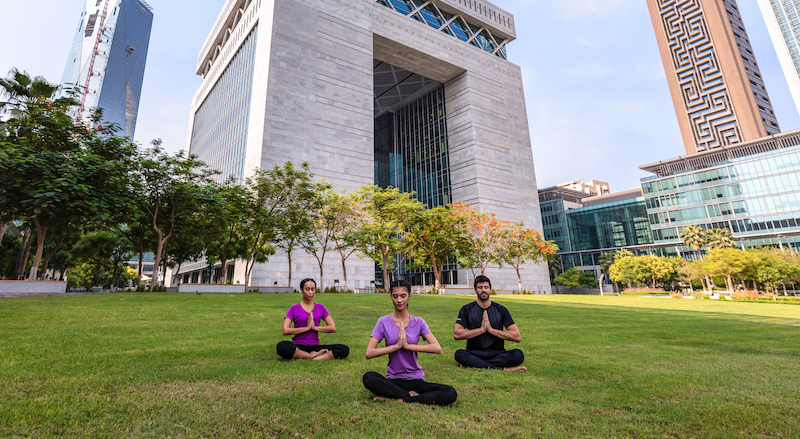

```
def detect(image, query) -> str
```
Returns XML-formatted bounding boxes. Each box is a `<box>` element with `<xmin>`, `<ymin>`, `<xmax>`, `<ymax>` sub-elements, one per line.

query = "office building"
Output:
<box><xmin>640</xmin><ymin>128</ymin><xmax>800</xmax><ymax>257</ymax></box>
<box><xmin>556</xmin><ymin>179</ymin><xmax>610</xmax><ymax>196</ymax></box>
<box><xmin>647</xmin><ymin>0</ymin><xmax>780</xmax><ymax>154</ymax></box>
<box><xmin>60</xmin><ymin>0</ymin><xmax>153</xmax><ymax>138</ymax></box>
<box><xmin>758</xmin><ymin>0</ymin><xmax>800</xmax><ymax>118</ymax></box>
<box><xmin>180</xmin><ymin>0</ymin><xmax>549</xmax><ymax>291</ymax></box>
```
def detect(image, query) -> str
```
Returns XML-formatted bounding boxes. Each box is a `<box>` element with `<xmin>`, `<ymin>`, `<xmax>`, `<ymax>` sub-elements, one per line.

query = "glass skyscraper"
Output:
<box><xmin>758</xmin><ymin>0</ymin><xmax>800</xmax><ymax>118</ymax></box>
<box><xmin>60</xmin><ymin>0</ymin><xmax>153</xmax><ymax>138</ymax></box>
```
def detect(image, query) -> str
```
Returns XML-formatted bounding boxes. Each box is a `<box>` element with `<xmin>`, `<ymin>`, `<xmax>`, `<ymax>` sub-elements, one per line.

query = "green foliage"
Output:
<box><xmin>352</xmin><ymin>185</ymin><xmax>423</xmax><ymax>288</ymax></box>
<box><xmin>0</xmin><ymin>68</ymin><xmax>137</xmax><ymax>280</ymax></box>
<box><xmin>554</xmin><ymin>267</ymin><xmax>598</xmax><ymax>288</ymax></box>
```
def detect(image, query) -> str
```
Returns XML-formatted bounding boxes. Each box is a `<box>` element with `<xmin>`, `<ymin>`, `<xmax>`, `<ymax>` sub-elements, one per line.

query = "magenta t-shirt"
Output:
<box><xmin>371</xmin><ymin>315</ymin><xmax>430</xmax><ymax>380</ymax></box>
<box><xmin>285</xmin><ymin>302</ymin><xmax>330</xmax><ymax>345</ymax></box>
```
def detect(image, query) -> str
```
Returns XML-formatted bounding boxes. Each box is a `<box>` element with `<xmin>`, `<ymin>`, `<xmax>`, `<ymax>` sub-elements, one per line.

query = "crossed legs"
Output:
<box><xmin>454</xmin><ymin>349</ymin><xmax>526</xmax><ymax>372</ymax></box>
<box><xmin>362</xmin><ymin>372</ymin><xmax>457</xmax><ymax>406</ymax></box>
<box><xmin>276</xmin><ymin>341</ymin><xmax>350</xmax><ymax>360</ymax></box>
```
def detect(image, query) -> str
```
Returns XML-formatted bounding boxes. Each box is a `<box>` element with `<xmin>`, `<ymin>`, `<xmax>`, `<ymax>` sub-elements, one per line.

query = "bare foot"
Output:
<box><xmin>459</xmin><ymin>364</ymin><xmax>464</xmax><ymax>368</ymax></box>
<box><xmin>373</xmin><ymin>396</ymin><xmax>403</xmax><ymax>402</ymax></box>
<box><xmin>311</xmin><ymin>349</ymin><xmax>333</xmax><ymax>360</ymax></box>
<box><xmin>503</xmin><ymin>366</ymin><xmax>527</xmax><ymax>373</ymax></box>
<box><xmin>408</xmin><ymin>391</ymin><xmax>419</xmax><ymax>397</ymax></box>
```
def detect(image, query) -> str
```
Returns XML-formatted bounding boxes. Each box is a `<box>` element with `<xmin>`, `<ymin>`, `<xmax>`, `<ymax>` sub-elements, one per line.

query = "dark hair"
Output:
<box><xmin>299</xmin><ymin>278</ymin><xmax>316</xmax><ymax>290</ymax></box>
<box><xmin>390</xmin><ymin>279</ymin><xmax>411</xmax><ymax>295</ymax></box>
<box><xmin>474</xmin><ymin>275</ymin><xmax>492</xmax><ymax>290</ymax></box>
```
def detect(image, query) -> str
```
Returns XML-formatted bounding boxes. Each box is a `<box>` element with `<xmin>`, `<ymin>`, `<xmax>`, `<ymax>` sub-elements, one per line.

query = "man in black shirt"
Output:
<box><xmin>453</xmin><ymin>275</ymin><xmax>526</xmax><ymax>372</ymax></box>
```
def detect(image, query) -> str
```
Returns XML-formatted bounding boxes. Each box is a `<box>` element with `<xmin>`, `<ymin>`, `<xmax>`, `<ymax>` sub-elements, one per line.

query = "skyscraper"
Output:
<box><xmin>60</xmin><ymin>0</ymin><xmax>153</xmax><ymax>137</ymax></box>
<box><xmin>758</xmin><ymin>0</ymin><xmax>800</xmax><ymax>118</ymax></box>
<box><xmin>180</xmin><ymin>0</ymin><xmax>550</xmax><ymax>292</ymax></box>
<box><xmin>647</xmin><ymin>0</ymin><xmax>780</xmax><ymax>154</ymax></box>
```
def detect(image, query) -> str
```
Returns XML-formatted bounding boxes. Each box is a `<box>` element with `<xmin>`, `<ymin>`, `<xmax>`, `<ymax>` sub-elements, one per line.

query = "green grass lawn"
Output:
<box><xmin>2</xmin><ymin>292</ymin><xmax>799</xmax><ymax>438</ymax></box>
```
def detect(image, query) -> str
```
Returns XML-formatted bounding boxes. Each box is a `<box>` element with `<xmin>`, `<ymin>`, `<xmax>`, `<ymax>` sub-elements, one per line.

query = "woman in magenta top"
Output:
<box><xmin>362</xmin><ymin>279</ymin><xmax>457</xmax><ymax>405</ymax></box>
<box><xmin>276</xmin><ymin>278</ymin><xmax>349</xmax><ymax>360</ymax></box>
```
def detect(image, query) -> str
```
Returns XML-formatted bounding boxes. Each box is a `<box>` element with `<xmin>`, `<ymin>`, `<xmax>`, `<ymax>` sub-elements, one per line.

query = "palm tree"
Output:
<box><xmin>598</xmin><ymin>251</ymin><xmax>617</xmax><ymax>291</ymax></box>
<box><xmin>706</xmin><ymin>228</ymin><xmax>734</xmax><ymax>249</ymax></box>
<box><xmin>548</xmin><ymin>257</ymin><xmax>562</xmax><ymax>282</ymax></box>
<box><xmin>0</xmin><ymin>68</ymin><xmax>61</xmax><ymax>121</ymax></box>
<box><xmin>680</xmin><ymin>225</ymin><xmax>707</xmax><ymax>260</ymax></box>
<box><xmin>614</xmin><ymin>248</ymin><xmax>633</xmax><ymax>259</ymax></box>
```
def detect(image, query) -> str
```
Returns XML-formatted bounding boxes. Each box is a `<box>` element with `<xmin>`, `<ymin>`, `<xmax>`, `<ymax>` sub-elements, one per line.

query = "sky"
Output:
<box><xmin>1</xmin><ymin>0</ymin><xmax>799</xmax><ymax>193</ymax></box>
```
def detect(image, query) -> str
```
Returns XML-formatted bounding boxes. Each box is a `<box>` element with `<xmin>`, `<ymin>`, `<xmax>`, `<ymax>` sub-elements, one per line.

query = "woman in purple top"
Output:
<box><xmin>362</xmin><ymin>279</ymin><xmax>457</xmax><ymax>406</ymax></box>
<box><xmin>276</xmin><ymin>278</ymin><xmax>349</xmax><ymax>360</ymax></box>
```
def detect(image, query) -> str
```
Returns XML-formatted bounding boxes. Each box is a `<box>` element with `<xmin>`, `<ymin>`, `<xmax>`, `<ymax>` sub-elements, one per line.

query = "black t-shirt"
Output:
<box><xmin>455</xmin><ymin>301</ymin><xmax>515</xmax><ymax>352</ymax></box>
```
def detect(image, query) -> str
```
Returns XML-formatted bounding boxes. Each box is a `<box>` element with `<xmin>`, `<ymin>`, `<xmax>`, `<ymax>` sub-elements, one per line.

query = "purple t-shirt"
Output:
<box><xmin>371</xmin><ymin>315</ymin><xmax>430</xmax><ymax>380</ymax></box>
<box><xmin>285</xmin><ymin>302</ymin><xmax>330</xmax><ymax>345</ymax></box>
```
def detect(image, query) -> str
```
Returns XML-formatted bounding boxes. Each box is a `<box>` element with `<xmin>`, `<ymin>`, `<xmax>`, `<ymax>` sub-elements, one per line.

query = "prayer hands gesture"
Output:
<box><xmin>397</xmin><ymin>322</ymin><xmax>409</xmax><ymax>350</ymax></box>
<box><xmin>481</xmin><ymin>310</ymin><xmax>494</xmax><ymax>335</ymax></box>
<box><xmin>306</xmin><ymin>310</ymin><xmax>317</xmax><ymax>332</ymax></box>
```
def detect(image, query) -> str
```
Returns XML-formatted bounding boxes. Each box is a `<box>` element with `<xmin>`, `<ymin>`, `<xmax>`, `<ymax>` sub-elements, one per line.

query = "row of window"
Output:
<box><xmin>376</xmin><ymin>0</ymin><xmax>508</xmax><ymax>59</ymax></box>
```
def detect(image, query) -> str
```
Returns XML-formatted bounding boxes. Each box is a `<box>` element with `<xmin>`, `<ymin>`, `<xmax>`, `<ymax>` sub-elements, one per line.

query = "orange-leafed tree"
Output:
<box><xmin>450</xmin><ymin>202</ymin><xmax>510</xmax><ymax>277</ymax></box>
<box><xmin>498</xmin><ymin>223</ymin><xmax>558</xmax><ymax>293</ymax></box>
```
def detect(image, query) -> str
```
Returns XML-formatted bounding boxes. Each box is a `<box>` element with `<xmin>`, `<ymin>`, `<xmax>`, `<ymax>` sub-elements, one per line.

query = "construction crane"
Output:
<box><xmin>76</xmin><ymin>0</ymin><xmax>111</xmax><ymax>121</ymax></box>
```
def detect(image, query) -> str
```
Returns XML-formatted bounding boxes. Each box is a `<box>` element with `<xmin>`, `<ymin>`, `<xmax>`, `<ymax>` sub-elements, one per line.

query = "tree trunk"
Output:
<box><xmin>287</xmin><ymin>248</ymin><xmax>293</xmax><ymax>289</ymax></box>
<box><xmin>340</xmin><ymin>254</ymin><xmax>348</xmax><ymax>291</ymax></box>
<box><xmin>41</xmin><ymin>230</ymin><xmax>67</xmax><ymax>278</ymax></box>
<box><xmin>28</xmin><ymin>218</ymin><xmax>48</xmax><ymax>281</ymax></box>
<box><xmin>173</xmin><ymin>262</ymin><xmax>182</xmax><ymax>287</ymax></box>
<box><xmin>136</xmin><ymin>246</ymin><xmax>144</xmax><ymax>287</ymax></box>
<box><xmin>0</xmin><ymin>221</ymin><xmax>7</xmax><ymax>249</ymax></box>
<box><xmin>516</xmin><ymin>265</ymin><xmax>522</xmax><ymax>294</ymax></box>
<box><xmin>381</xmin><ymin>251</ymin><xmax>389</xmax><ymax>291</ymax></box>
<box><xmin>219</xmin><ymin>255</ymin><xmax>228</xmax><ymax>284</ymax></box>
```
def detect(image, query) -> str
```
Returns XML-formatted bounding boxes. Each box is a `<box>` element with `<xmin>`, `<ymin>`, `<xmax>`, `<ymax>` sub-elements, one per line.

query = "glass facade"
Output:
<box><xmin>642</xmin><ymin>143</ymin><xmax>800</xmax><ymax>251</ymax></box>
<box><xmin>566</xmin><ymin>199</ymin><xmax>653</xmax><ymax>252</ymax></box>
<box><xmin>540</xmin><ymin>198</ymin><xmax>571</xmax><ymax>252</ymax></box>
<box><xmin>765</xmin><ymin>0</ymin><xmax>800</xmax><ymax>85</ymax></box>
<box><xmin>375</xmin><ymin>0</ymin><xmax>508</xmax><ymax>59</ymax></box>
<box><xmin>60</xmin><ymin>0</ymin><xmax>153</xmax><ymax>138</ymax></box>
<box><xmin>373</xmin><ymin>85</ymin><xmax>457</xmax><ymax>285</ymax></box>
<box><xmin>189</xmin><ymin>26</ymin><xmax>258</xmax><ymax>181</ymax></box>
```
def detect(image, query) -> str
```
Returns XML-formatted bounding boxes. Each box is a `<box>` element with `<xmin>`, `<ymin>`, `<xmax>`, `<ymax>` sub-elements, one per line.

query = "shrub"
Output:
<box><xmin>135</xmin><ymin>283</ymin><xmax>146</xmax><ymax>292</ymax></box>
<box><xmin>692</xmin><ymin>291</ymin><xmax>709</xmax><ymax>300</ymax></box>
<box><xmin>669</xmin><ymin>292</ymin><xmax>684</xmax><ymax>299</ymax></box>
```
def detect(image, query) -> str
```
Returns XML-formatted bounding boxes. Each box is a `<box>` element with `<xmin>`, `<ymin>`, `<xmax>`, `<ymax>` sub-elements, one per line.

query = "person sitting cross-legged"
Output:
<box><xmin>276</xmin><ymin>278</ymin><xmax>349</xmax><ymax>361</ymax></box>
<box><xmin>362</xmin><ymin>279</ymin><xmax>457</xmax><ymax>406</ymax></box>
<box><xmin>453</xmin><ymin>275</ymin><xmax>526</xmax><ymax>372</ymax></box>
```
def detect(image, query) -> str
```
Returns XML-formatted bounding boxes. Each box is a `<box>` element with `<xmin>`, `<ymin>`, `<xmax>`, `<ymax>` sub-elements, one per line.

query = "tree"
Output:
<box><xmin>547</xmin><ymin>257</ymin><xmax>563</xmax><ymax>282</ymax></box>
<box><xmin>199</xmin><ymin>178</ymin><xmax>249</xmax><ymax>284</ymax></box>
<box><xmin>598</xmin><ymin>251</ymin><xmax>617</xmax><ymax>289</ymax></box>
<box><xmin>404</xmin><ymin>205</ymin><xmax>468</xmax><ymax>291</ymax></box>
<box><xmin>245</xmin><ymin>162</ymin><xmax>317</xmax><ymax>288</ymax></box>
<box><xmin>300</xmin><ymin>183</ymin><xmax>338</xmax><ymax>292</ymax></box>
<box><xmin>641</xmin><ymin>255</ymin><xmax>676</xmax><ymax>288</ymax></box>
<box><xmin>132</xmin><ymin>140</ymin><xmax>217</xmax><ymax>291</ymax></box>
<box><xmin>450</xmin><ymin>202</ymin><xmax>510</xmax><ymax>277</ymax></box>
<box><xmin>1</xmin><ymin>94</ymin><xmax>136</xmax><ymax>280</ymax></box>
<box><xmin>609</xmin><ymin>256</ymin><xmax>638</xmax><ymax>289</ymax></box>
<box><xmin>705</xmin><ymin>228</ymin><xmax>734</xmax><ymax>249</ymax></box>
<box><xmin>680</xmin><ymin>225</ymin><xmax>707</xmax><ymax>259</ymax></box>
<box><xmin>703</xmin><ymin>248</ymin><xmax>748</xmax><ymax>291</ymax></box>
<box><xmin>328</xmin><ymin>191</ymin><xmax>362</xmax><ymax>291</ymax></box>
<box><xmin>69</xmin><ymin>229</ymin><xmax>134</xmax><ymax>289</ymax></box>
<box><xmin>498</xmin><ymin>222</ymin><xmax>557</xmax><ymax>293</ymax></box>
<box><xmin>353</xmin><ymin>185</ymin><xmax>422</xmax><ymax>289</ymax></box>
<box><xmin>553</xmin><ymin>267</ymin><xmax>597</xmax><ymax>289</ymax></box>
